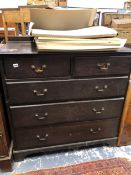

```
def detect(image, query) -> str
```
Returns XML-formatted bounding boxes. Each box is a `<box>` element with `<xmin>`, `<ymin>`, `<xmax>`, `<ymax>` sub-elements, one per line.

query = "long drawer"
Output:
<box><xmin>6</xmin><ymin>77</ymin><xmax>128</xmax><ymax>105</ymax></box>
<box><xmin>10</xmin><ymin>98</ymin><xmax>124</xmax><ymax>128</ymax></box>
<box><xmin>14</xmin><ymin>118</ymin><xmax>119</xmax><ymax>150</ymax></box>
<box><xmin>73</xmin><ymin>56</ymin><xmax>131</xmax><ymax>77</ymax></box>
<box><xmin>4</xmin><ymin>55</ymin><xmax>70</xmax><ymax>79</ymax></box>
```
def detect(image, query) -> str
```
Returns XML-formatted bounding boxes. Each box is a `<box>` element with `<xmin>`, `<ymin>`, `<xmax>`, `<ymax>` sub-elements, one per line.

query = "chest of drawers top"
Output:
<box><xmin>1</xmin><ymin>40</ymin><xmax>131</xmax><ymax>80</ymax></box>
<box><xmin>1</xmin><ymin>51</ymin><xmax>131</xmax><ymax>80</ymax></box>
<box><xmin>1</xmin><ymin>38</ymin><xmax>131</xmax><ymax>56</ymax></box>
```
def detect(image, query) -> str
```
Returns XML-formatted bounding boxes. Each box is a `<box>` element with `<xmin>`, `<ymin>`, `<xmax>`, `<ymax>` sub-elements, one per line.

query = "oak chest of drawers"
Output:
<box><xmin>0</xmin><ymin>38</ymin><xmax>131</xmax><ymax>160</ymax></box>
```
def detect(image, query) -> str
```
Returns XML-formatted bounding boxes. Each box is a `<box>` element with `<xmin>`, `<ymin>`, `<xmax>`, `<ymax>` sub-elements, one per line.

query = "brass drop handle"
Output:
<box><xmin>95</xmin><ymin>85</ymin><xmax>108</xmax><ymax>92</ymax></box>
<box><xmin>90</xmin><ymin>127</ymin><xmax>101</xmax><ymax>134</ymax></box>
<box><xmin>31</xmin><ymin>64</ymin><xmax>46</xmax><ymax>73</ymax></box>
<box><xmin>35</xmin><ymin>112</ymin><xmax>48</xmax><ymax>120</ymax></box>
<box><xmin>0</xmin><ymin>132</ymin><xmax>2</xmax><ymax>138</ymax></box>
<box><xmin>97</xmin><ymin>63</ymin><xmax>110</xmax><ymax>70</ymax></box>
<box><xmin>36</xmin><ymin>133</ymin><xmax>48</xmax><ymax>141</ymax></box>
<box><xmin>92</xmin><ymin>107</ymin><xmax>105</xmax><ymax>114</ymax></box>
<box><xmin>33</xmin><ymin>88</ymin><xmax>48</xmax><ymax>96</ymax></box>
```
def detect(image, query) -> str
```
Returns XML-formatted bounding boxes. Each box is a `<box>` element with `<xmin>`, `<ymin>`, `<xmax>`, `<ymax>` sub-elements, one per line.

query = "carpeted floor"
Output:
<box><xmin>1</xmin><ymin>145</ymin><xmax>131</xmax><ymax>175</ymax></box>
<box><xmin>15</xmin><ymin>158</ymin><xmax>131</xmax><ymax>175</ymax></box>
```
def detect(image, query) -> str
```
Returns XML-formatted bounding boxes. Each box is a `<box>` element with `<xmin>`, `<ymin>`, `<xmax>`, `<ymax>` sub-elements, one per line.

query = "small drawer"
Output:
<box><xmin>73</xmin><ymin>56</ymin><xmax>131</xmax><ymax>77</ymax></box>
<box><xmin>14</xmin><ymin>118</ymin><xmax>119</xmax><ymax>150</ymax></box>
<box><xmin>10</xmin><ymin>98</ymin><xmax>124</xmax><ymax>128</ymax></box>
<box><xmin>4</xmin><ymin>55</ymin><xmax>70</xmax><ymax>79</ymax></box>
<box><xmin>7</xmin><ymin>77</ymin><xmax>128</xmax><ymax>105</ymax></box>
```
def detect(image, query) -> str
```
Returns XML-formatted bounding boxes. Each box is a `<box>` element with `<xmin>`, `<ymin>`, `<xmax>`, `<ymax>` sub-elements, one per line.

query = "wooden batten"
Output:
<box><xmin>111</xmin><ymin>18</ymin><xmax>131</xmax><ymax>28</ymax></box>
<box><xmin>58</xmin><ymin>0</ymin><xmax>67</xmax><ymax>7</ymax></box>
<box><xmin>118</xmin><ymin>76</ymin><xmax>131</xmax><ymax>146</ymax></box>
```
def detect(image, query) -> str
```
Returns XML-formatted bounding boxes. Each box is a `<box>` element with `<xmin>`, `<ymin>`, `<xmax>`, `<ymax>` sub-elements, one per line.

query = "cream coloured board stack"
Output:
<box><xmin>27</xmin><ymin>0</ymin><xmax>58</xmax><ymax>7</ymax></box>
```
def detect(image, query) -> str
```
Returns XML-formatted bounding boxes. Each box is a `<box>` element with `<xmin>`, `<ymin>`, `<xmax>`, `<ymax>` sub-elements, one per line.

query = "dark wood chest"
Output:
<box><xmin>1</xmin><ymin>39</ymin><xmax>131</xmax><ymax>160</ymax></box>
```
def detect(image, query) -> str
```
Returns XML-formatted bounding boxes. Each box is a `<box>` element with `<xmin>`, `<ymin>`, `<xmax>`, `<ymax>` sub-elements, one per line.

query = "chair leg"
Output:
<box><xmin>15</xmin><ymin>23</ymin><xmax>19</xmax><ymax>36</ymax></box>
<box><xmin>3</xmin><ymin>23</ymin><xmax>8</xmax><ymax>43</ymax></box>
<box><xmin>21</xmin><ymin>22</ymin><xmax>26</xmax><ymax>36</ymax></box>
<box><xmin>24</xmin><ymin>23</ymin><xmax>27</xmax><ymax>35</ymax></box>
<box><xmin>2</xmin><ymin>14</ymin><xmax>8</xmax><ymax>43</ymax></box>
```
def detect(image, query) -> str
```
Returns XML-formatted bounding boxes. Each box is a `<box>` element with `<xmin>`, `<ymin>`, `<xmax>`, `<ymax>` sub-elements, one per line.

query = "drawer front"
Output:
<box><xmin>14</xmin><ymin>118</ymin><xmax>119</xmax><ymax>149</ymax></box>
<box><xmin>11</xmin><ymin>98</ymin><xmax>124</xmax><ymax>128</ymax></box>
<box><xmin>4</xmin><ymin>55</ymin><xmax>70</xmax><ymax>79</ymax></box>
<box><xmin>73</xmin><ymin>56</ymin><xmax>131</xmax><ymax>77</ymax></box>
<box><xmin>7</xmin><ymin>77</ymin><xmax>128</xmax><ymax>105</ymax></box>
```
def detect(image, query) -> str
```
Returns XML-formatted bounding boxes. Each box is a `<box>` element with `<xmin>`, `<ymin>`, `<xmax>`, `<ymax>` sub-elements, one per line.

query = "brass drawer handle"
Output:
<box><xmin>33</xmin><ymin>88</ymin><xmax>48</xmax><ymax>96</ymax></box>
<box><xmin>35</xmin><ymin>112</ymin><xmax>48</xmax><ymax>120</ymax></box>
<box><xmin>95</xmin><ymin>85</ymin><xmax>108</xmax><ymax>92</ymax></box>
<box><xmin>0</xmin><ymin>155</ymin><xmax>6</xmax><ymax>158</ymax></box>
<box><xmin>90</xmin><ymin>127</ymin><xmax>101</xmax><ymax>134</ymax></box>
<box><xmin>36</xmin><ymin>133</ymin><xmax>48</xmax><ymax>141</ymax></box>
<box><xmin>31</xmin><ymin>64</ymin><xmax>47</xmax><ymax>73</ymax></box>
<box><xmin>92</xmin><ymin>107</ymin><xmax>105</xmax><ymax>114</ymax></box>
<box><xmin>97</xmin><ymin>63</ymin><xmax>110</xmax><ymax>70</ymax></box>
<box><xmin>0</xmin><ymin>131</ymin><xmax>2</xmax><ymax>138</ymax></box>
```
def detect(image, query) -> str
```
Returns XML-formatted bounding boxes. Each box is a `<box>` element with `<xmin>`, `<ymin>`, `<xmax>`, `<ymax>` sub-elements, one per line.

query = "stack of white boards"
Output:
<box><xmin>32</xmin><ymin>26</ymin><xmax>127</xmax><ymax>51</ymax></box>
